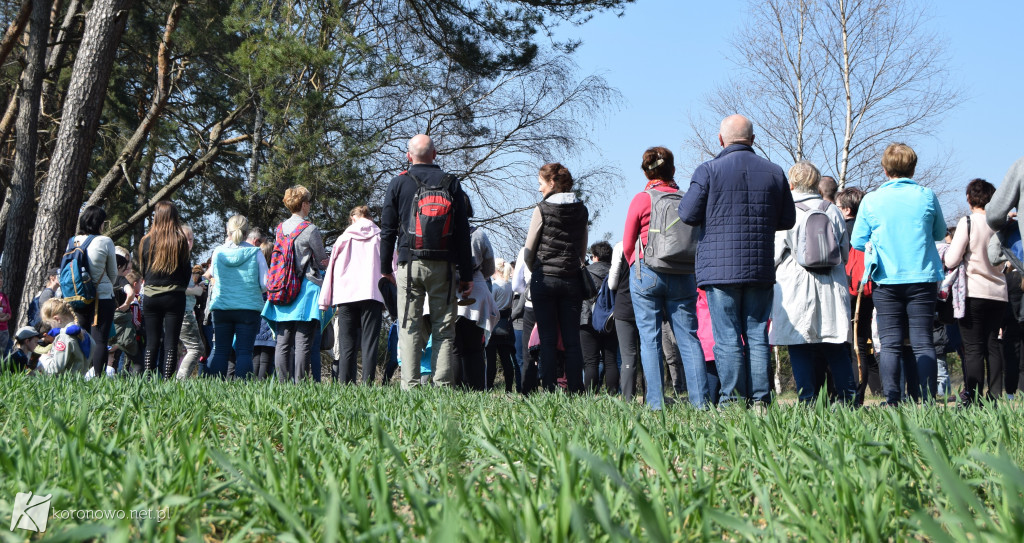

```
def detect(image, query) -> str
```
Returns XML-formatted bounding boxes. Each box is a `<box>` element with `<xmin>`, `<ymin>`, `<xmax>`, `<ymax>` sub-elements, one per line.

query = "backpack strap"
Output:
<box><xmin>290</xmin><ymin>221</ymin><xmax>311</xmax><ymax>239</ymax></box>
<box><xmin>817</xmin><ymin>200</ymin><xmax>830</xmax><ymax>212</ymax></box>
<box><xmin>794</xmin><ymin>201</ymin><xmax>811</xmax><ymax>212</ymax></box>
<box><xmin>80</xmin><ymin>235</ymin><xmax>96</xmax><ymax>252</ymax></box>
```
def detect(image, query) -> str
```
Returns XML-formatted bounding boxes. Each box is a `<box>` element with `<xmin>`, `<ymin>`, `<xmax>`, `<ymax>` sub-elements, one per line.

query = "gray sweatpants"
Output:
<box><xmin>396</xmin><ymin>260</ymin><xmax>457</xmax><ymax>390</ymax></box>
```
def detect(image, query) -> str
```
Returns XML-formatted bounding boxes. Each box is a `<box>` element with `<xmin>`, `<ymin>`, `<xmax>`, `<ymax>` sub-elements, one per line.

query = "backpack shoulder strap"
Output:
<box><xmin>406</xmin><ymin>171</ymin><xmax>425</xmax><ymax>188</ymax></box>
<box><xmin>817</xmin><ymin>200</ymin><xmax>830</xmax><ymax>212</ymax></box>
<box><xmin>81</xmin><ymin>235</ymin><xmax>96</xmax><ymax>251</ymax></box>
<box><xmin>794</xmin><ymin>201</ymin><xmax>810</xmax><ymax>212</ymax></box>
<box><xmin>291</xmin><ymin>221</ymin><xmax>311</xmax><ymax>238</ymax></box>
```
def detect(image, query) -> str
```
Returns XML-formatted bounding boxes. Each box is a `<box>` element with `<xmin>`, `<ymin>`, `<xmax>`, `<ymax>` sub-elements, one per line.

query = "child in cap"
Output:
<box><xmin>4</xmin><ymin>326</ymin><xmax>43</xmax><ymax>373</ymax></box>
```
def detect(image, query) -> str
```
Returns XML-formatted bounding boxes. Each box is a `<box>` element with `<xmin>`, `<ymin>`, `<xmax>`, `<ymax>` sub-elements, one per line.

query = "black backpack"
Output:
<box><xmin>406</xmin><ymin>172</ymin><xmax>459</xmax><ymax>260</ymax></box>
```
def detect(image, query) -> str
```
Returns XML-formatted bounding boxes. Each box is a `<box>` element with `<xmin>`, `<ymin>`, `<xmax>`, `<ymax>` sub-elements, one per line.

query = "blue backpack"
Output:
<box><xmin>25</xmin><ymin>295</ymin><xmax>41</xmax><ymax>327</ymax></box>
<box><xmin>59</xmin><ymin>236</ymin><xmax>97</xmax><ymax>310</ymax></box>
<box><xmin>1000</xmin><ymin>223</ymin><xmax>1024</xmax><ymax>271</ymax></box>
<box><xmin>590</xmin><ymin>276</ymin><xmax>615</xmax><ymax>333</ymax></box>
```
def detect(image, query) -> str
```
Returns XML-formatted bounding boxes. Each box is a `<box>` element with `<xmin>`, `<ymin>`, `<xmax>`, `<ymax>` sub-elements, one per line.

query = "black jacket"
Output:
<box><xmin>380</xmin><ymin>163</ymin><xmax>474</xmax><ymax>282</ymax></box>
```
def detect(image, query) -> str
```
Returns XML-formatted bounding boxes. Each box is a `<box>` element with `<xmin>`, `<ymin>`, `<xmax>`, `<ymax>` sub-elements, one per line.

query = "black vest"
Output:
<box><xmin>535</xmin><ymin>199</ymin><xmax>588</xmax><ymax>277</ymax></box>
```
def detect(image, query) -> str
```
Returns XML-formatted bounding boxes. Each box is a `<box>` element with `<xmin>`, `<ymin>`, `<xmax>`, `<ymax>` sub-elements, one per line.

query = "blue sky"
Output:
<box><xmin>557</xmin><ymin>0</ymin><xmax>1024</xmax><ymax>243</ymax></box>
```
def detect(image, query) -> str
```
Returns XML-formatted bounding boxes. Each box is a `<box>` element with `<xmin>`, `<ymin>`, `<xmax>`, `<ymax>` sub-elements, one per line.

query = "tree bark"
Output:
<box><xmin>0</xmin><ymin>188</ymin><xmax>11</xmax><ymax>255</ymax></box>
<box><xmin>21</xmin><ymin>0</ymin><xmax>134</xmax><ymax>324</ymax></box>
<box><xmin>0</xmin><ymin>0</ymin><xmax>33</xmax><ymax>69</ymax></box>
<box><xmin>3</xmin><ymin>0</ymin><xmax>49</xmax><ymax>327</ymax></box>
<box><xmin>86</xmin><ymin>1</ymin><xmax>182</xmax><ymax>207</ymax></box>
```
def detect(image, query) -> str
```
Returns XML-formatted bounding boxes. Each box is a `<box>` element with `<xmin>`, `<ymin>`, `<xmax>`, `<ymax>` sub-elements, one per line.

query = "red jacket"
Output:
<box><xmin>846</xmin><ymin>248</ymin><xmax>872</xmax><ymax>297</ymax></box>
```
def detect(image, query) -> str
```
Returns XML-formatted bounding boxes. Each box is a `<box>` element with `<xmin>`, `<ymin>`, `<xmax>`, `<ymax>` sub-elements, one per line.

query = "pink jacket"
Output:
<box><xmin>696</xmin><ymin>289</ymin><xmax>716</xmax><ymax>362</ymax></box>
<box><xmin>319</xmin><ymin>218</ymin><xmax>383</xmax><ymax>309</ymax></box>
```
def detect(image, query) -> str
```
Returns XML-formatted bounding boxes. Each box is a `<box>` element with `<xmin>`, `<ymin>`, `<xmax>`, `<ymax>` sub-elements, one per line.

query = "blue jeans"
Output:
<box><xmin>705</xmin><ymin>285</ymin><xmax>774</xmax><ymax>405</ymax></box>
<box><xmin>788</xmin><ymin>343</ymin><xmax>857</xmax><ymax>404</ymax></box>
<box><xmin>873</xmin><ymin>282</ymin><xmax>937</xmax><ymax>404</ymax></box>
<box><xmin>531</xmin><ymin>273</ymin><xmax>585</xmax><ymax>393</ymax></box>
<box><xmin>208</xmin><ymin>309</ymin><xmax>261</xmax><ymax>378</ymax></box>
<box><xmin>629</xmin><ymin>262</ymin><xmax>709</xmax><ymax>409</ymax></box>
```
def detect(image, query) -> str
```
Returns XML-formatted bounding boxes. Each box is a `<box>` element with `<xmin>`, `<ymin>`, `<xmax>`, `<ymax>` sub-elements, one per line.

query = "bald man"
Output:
<box><xmin>380</xmin><ymin>134</ymin><xmax>474</xmax><ymax>390</ymax></box>
<box><xmin>677</xmin><ymin>114</ymin><xmax>796</xmax><ymax>408</ymax></box>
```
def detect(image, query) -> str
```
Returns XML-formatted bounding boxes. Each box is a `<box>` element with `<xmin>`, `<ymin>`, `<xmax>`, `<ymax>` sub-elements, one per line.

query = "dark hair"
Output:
<box><xmin>819</xmin><ymin>176</ymin><xmax>839</xmax><ymax>202</ymax></box>
<box><xmin>641</xmin><ymin>147</ymin><xmax>674</xmax><ymax>181</ymax></box>
<box><xmin>966</xmin><ymin>178</ymin><xmax>996</xmax><ymax>209</ymax></box>
<box><xmin>590</xmin><ymin>241</ymin><xmax>613</xmax><ymax>263</ymax></box>
<box><xmin>835</xmin><ymin>187</ymin><xmax>866</xmax><ymax>218</ymax></box>
<box><xmin>78</xmin><ymin>205</ymin><xmax>107</xmax><ymax>235</ymax></box>
<box><xmin>539</xmin><ymin>163</ymin><xmax>573</xmax><ymax>193</ymax></box>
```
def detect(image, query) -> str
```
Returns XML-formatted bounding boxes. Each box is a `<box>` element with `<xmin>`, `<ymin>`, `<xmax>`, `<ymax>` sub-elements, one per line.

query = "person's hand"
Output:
<box><xmin>382</xmin><ymin>273</ymin><xmax>396</xmax><ymax>284</ymax></box>
<box><xmin>1009</xmin><ymin>211</ymin><xmax>1018</xmax><ymax>221</ymax></box>
<box><xmin>459</xmin><ymin>281</ymin><xmax>473</xmax><ymax>299</ymax></box>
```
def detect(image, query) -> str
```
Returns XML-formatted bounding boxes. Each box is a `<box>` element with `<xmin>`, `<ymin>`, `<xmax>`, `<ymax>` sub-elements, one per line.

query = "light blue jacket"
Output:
<box><xmin>210</xmin><ymin>245</ymin><xmax>266</xmax><ymax>312</ymax></box>
<box><xmin>851</xmin><ymin>178</ymin><xmax>946</xmax><ymax>285</ymax></box>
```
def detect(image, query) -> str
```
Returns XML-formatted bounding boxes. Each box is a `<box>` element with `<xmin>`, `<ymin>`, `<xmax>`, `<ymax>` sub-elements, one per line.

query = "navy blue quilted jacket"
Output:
<box><xmin>677</xmin><ymin>144</ymin><xmax>796</xmax><ymax>287</ymax></box>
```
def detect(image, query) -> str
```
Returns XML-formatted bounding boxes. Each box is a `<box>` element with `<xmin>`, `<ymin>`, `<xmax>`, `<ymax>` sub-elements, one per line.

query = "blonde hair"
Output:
<box><xmin>260</xmin><ymin>241</ymin><xmax>273</xmax><ymax>262</ymax></box>
<box><xmin>283</xmin><ymin>185</ymin><xmax>311</xmax><ymax>214</ymax></box>
<box><xmin>226</xmin><ymin>215</ymin><xmax>249</xmax><ymax>245</ymax></box>
<box><xmin>882</xmin><ymin>143</ymin><xmax>917</xmax><ymax>179</ymax></box>
<box><xmin>40</xmin><ymin>298</ymin><xmax>77</xmax><ymax>328</ymax></box>
<box><xmin>788</xmin><ymin>161</ymin><xmax>821</xmax><ymax>193</ymax></box>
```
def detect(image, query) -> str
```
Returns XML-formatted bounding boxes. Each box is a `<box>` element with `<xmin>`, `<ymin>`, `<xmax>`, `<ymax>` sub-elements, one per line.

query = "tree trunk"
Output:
<box><xmin>0</xmin><ymin>0</ymin><xmax>33</xmax><ymax>69</ymax></box>
<box><xmin>3</xmin><ymin>0</ymin><xmax>49</xmax><ymax>327</ymax></box>
<box><xmin>21</xmin><ymin>0</ymin><xmax>134</xmax><ymax>324</ymax></box>
<box><xmin>0</xmin><ymin>188</ymin><xmax>12</xmax><ymax>255</ymax></box>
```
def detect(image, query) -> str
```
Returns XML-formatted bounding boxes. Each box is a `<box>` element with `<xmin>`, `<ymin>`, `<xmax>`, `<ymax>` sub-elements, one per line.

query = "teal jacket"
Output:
<box><xmin>851</xmin><ymin>178</ymin><xmax>946</xmax><ymax>285</ymax></box>
<box><xmin>210</xmin><ymin>245</ymin><xmax>266</xmax><ymax>312</ymax></box>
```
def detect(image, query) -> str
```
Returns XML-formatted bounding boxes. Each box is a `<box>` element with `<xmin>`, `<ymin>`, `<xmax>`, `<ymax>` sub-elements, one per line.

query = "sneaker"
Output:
<box><xmin>105</xmin><ymin>366</ymin><xmax>116</xmax><ymax>377</ymax></box>
<box><xmin>84</xmin><ymin>367</ymin><xmax>96</xmax><ymax>381</ymax></box>
<box><xmin>1007</xmin><ymin>393</ymin><xmax>1015</xmax><ymax>401</ymax></box>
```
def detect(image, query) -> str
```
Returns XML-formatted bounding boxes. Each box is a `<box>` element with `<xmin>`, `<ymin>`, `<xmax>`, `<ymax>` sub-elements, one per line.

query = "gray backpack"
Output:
<box><xmin>641</xmin><ymin>189</ymin><xmax>699</xmax><ymax>274</ymax></box>
<box><xmin>793</xmin><ymin>200</ymin><xmax>841</xmax><ymax>270</ymax></box>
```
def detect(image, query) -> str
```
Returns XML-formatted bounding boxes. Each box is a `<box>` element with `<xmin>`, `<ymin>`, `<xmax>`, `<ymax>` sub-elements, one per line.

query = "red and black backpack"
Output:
<box><xmin>267</xmin><ymin>221</ymin><xmax>311</xmax><ymax>305</ymax></box>
<box><xmin>405</xmin><ymin>172</ymin><xmax>459</xmax><ymax>260</ymax></box>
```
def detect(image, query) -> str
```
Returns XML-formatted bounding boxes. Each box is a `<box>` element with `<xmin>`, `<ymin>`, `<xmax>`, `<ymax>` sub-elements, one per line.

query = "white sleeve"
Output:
<box><xmin>258</xmin><ymin>252</ymin><xmax>269</xmax><ymax>291</ymax></box>
<box><xmin>512</xmin><ymin>248</ymin><xmax>527</xmax><ymax>294</ymax></box>
<box><xmin>607</xmin><ymin>242</ymin><xmax>624</xmax><ymax>291</ymax></box>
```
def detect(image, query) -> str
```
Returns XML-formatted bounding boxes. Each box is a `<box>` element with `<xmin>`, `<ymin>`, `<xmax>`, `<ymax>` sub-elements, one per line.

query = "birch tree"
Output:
<box><xmin>688</xmin><ymin>0</ymin><xmax>961</xmax><ymax>190</ymax></box>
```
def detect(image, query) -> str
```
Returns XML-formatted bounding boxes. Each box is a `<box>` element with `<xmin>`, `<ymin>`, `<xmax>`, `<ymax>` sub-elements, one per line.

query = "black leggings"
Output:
<box><xmin>581</xmin><ymin>325</ymin><xmax>619</xmax><ymax>393</ymax></box>
<box><xmin>253</xmin><ymin>346</ymin><xmax>274</xmax><ymax>379</ymax></box>
<box><xmin>454</xmin><ymin>317</ymin><xmax>486</xmax><ymax>390</ymax></box>
<box><xmin>74</xmin><ymin>298</ymin><xmax>116</xmax><ymax>377</ymax></box>
<box><xmin>616</xmin><ymin>318</ymin><xmax>641</xmax><ymax>401</ymax></box>
<box><xmin>142</xmin><ymin>292</ymin><xmax>186</xmax><ymax>379</ymax></box>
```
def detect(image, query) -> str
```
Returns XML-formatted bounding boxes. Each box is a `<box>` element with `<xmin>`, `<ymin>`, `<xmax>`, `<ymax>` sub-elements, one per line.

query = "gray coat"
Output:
<box><xmin>987</xmin><ymin>156</ymin><xmax>1024</xmax><ymax>239</ymax></box>
<box><xmin>769</xmin><ymin>191</ymin><xmax>851</xmax><ymax>346</ymax></box>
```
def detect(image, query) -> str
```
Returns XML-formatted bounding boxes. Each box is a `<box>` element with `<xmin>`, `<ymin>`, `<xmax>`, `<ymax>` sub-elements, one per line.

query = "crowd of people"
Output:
<box><xmin>5</xmin><ymin>116</ymin><xmax>1024</xmax><ymax>410</ymax></box>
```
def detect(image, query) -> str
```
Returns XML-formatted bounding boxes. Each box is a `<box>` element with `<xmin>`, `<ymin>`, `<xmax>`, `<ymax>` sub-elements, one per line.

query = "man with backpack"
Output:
<box><xmin>380</xmin><ymin>134</ymin><xmax>474</xmax><ymax>390</ymax></box>
<box><xmin>677</xmin><ymin>115</ymin><xmax>795</xmax><ymax>408</ymax></box>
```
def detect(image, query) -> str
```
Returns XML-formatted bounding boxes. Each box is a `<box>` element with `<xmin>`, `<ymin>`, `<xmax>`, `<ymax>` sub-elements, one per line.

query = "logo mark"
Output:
<box><xmin>10</xmin><ymin>491</ymin><xmax>51</xmax><ymax>532</ymax></box>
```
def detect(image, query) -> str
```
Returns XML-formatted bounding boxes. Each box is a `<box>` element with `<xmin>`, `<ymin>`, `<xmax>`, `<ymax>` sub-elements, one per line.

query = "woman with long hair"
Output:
<box><xmin>138</xmin><ymin>200</ymin><xmax>192</xmax><ymax>378</ymax></box>
<box><xmin>523</xmin><ymin>163</ymin><xmax>588</xmax><ymax>392</ymax></box>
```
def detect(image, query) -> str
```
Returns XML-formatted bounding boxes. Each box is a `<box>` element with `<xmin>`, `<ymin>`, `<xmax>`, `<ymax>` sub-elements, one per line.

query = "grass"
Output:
<box><xmin>1</xmin><ymin>375</ymin><xmax>1022</xmax><ymax>541</ymax></box>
